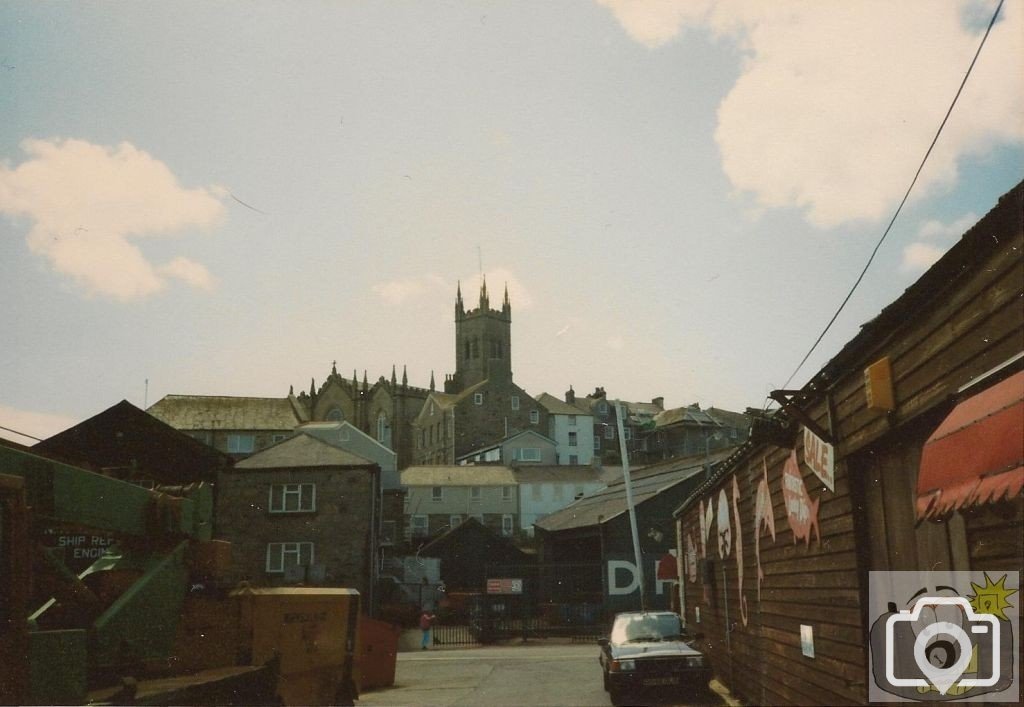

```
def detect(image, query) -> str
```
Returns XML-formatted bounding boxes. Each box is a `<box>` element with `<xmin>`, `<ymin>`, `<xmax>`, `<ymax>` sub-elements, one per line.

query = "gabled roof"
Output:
<box><xmin>34</xmin><ymin>400</ymin><xmax>231</xmax><ymax>483</ymax></box>
<box><xmin>234</xmin><ymin>434</ymin><xmax>376</xmax><ymax>469</ymax></box>
<box><xmin>147</xmin><ymin>394</ymin><xmax>308</xmax><ymax>430</ymax></box>
<box><xmin>418</xmin><ymin>517</ymin><xmax>527</xmax><ymax>559</ymax></box>
<box><xmin>297</xmin><ymin>420</ymin><xmax>396</xmax><ymax>457</ymax></box>
<box><xmin>401</xmin><ymin>465</ymin><xmax>517</xmax><ymax>486</ymax></box>
<box><xmin>535</xmin><ymin>452</ymin><xmax>729</xmax><ymax>533</ymax></box>
<box><xmin>536</xmin><ymin>393</ymin><xmax>593</xmax><ymax>416</ymax></box>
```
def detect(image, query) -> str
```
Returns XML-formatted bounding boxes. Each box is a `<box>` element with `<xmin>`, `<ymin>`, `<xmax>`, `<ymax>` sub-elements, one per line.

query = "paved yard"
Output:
<box><xmin>357</xmin><ymin>643</ymin><xmax>731</xmax><ymax>706</ymax></box>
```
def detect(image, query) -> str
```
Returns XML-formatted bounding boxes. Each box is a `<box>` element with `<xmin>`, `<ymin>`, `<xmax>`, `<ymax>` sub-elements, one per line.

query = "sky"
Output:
<box><xmin>1</xmin><ymin>0</ymin><xmax>1022</xmax><ymax>443</ymax></box>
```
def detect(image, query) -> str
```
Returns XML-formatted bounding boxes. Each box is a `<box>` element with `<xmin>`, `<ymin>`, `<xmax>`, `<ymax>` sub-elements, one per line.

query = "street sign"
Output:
<box><xmin>486</xmin><ymin>578</ymin><xmax>523</xmax><ymax>594</ymax></box>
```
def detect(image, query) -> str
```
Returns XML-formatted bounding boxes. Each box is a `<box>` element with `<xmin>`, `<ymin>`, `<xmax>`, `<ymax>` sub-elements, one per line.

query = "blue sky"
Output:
<box><xmin>1</xmin><ymin>1</ymin><xmax>1022</xmax><ymax>442</ymax></box>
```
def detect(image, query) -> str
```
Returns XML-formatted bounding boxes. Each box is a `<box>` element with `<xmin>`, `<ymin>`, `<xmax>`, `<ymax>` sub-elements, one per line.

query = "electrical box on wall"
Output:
<box><xmin>864</xmin><ymin>357</ymin><xmax>895</xmax><ymax>412</ymax></box>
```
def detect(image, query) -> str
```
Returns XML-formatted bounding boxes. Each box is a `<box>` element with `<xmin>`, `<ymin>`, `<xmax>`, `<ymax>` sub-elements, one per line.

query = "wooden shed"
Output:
<box><xmin>673</xmin><ymin>181</ymin><xmax>1023</xmax><ymax>705</ymax></box>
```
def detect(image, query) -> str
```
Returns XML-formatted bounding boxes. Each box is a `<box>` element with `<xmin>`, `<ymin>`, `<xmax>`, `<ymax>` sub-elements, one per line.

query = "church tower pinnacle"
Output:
<box><xmin>446</xmin><ymin>273</ymin><xmax>512</xmax><ymax>393</ymax></box>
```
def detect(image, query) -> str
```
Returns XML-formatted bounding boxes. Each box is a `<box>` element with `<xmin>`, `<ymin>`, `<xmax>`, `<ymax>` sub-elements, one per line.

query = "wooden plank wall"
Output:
<box><xmin>678</xmin><ymin>183</ymin><xmax>1022</xmax><ymax>705</ymax></box>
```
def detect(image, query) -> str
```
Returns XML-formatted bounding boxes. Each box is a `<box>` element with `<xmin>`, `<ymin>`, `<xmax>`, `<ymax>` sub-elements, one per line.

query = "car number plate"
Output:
<box><xmin>642</xmin><ymin>677</ymin><xmax>679</xmax><ymax>686</ymax></box>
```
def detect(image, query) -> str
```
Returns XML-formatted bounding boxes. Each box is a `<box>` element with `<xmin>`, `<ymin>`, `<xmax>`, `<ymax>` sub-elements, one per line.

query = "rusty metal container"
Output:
<box><xmin>232</xmin><ymin>587</ymin><xmax>360</xmax><ymax>706</ymax></box>
<box><xmin>357</xmin><ymin>617</ymin><xmax>400</xmax><ymax>691</ymax></box>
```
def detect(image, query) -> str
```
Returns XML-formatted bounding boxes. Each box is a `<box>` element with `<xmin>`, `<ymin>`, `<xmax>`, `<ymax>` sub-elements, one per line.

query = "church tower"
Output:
<box><xmin>446</xmin><ymin>278</ymin><xmax>512</xmax><ymax>393</ymax></box>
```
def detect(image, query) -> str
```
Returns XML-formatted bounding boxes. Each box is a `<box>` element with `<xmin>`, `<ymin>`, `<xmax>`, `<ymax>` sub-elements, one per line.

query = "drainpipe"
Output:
<box><xmin>615</xmin><ymin>401</ymin><xmax>645</xmax><ymax>611</ymax></box>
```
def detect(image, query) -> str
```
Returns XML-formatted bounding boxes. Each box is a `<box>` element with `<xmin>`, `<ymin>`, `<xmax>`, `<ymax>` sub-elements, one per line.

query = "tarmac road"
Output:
<box><xmin>356</xmin><ymin>643</ymin><xmax>729</xmax><ymax>707</ymax></box>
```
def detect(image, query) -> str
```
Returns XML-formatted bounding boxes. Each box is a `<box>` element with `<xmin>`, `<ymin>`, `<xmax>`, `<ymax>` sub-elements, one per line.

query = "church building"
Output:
<box><xmin>412</xmin><ymin>279</ymin><xmax>547</xmax><ymax>464</ymax></box>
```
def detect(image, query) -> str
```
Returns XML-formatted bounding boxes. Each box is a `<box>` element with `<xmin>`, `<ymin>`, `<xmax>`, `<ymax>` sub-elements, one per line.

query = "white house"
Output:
<box><xmin>536</xmin><ymin>392</ymin><xmax>595</xmax><ymax>465</ymax></box>
<box><xmin>514</xmin><ymin>465</ymin><xmax>605</xmax><ymax>536</ymax></box>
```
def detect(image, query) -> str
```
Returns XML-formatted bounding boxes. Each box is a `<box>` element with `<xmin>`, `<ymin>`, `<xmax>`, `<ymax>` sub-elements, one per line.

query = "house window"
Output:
<box><xmin>432</xmin><ymin>486</ymin><xmax>443</xmax><ymax>502</ymax></box>
<box><xmin>604</xmin><ymin>426</ymin><xmax>614</xmax><ymax>440</ymax></box>
<box><xmin>529</xmin><ymin>410</ymin><xmax>539</xmax><ymax>425</ymax></box>
<box><xmin>502</xmin><ymin>486</ymin><xmax>513</xmax><ymax>501</ymax></box>
<box><xmin>518</xmin><ymin>448</ymin><xmax>541</xmax><ymax>462</ymax></box>
<box><xmin>450</xmin><ymin>515</ymin><xmax>462</xmax><ymax>529</ymax></box>
<box><xmin>501</xmin><ymin>514</ymin><xmax>514</xmax><ymax>537</ymax></box>
<box><xmin>624</xmin><ymin>428</ymin><xmax>632</xmax><ymax>441</ymax></box>
<box><xmin>568</xmin><ymin>431</ymin><xmax>578</xmax><ymax>447</ymax></box>
<box><xmin>597</xmin><ymin>401</ymin><xmax>608</xmax><ymax>416</ymax></box>
<box><xmin>474</xmin><ymin>393</ymin><xmax>484</xmax><ymax>406</ymax></box>
<box><xmin>471</xmin><ymin>486</ymin><xmax>482</xmax><ymax>502</ymax></box>
<box><xmin>272</xmin><ymin>434</ymin><xmax>287</xmax><ymax>443</ymax></box>
<box><xmin>227</xmin><ymin>434</ymin><xmax>255</xmax><ymax>453</ymax></box>
<box><xmin>326</xmin><ymin>407</ymin><xmax>343</xmax><ymax>421</ymax></box>
<box><xmin>411</xmin><ymin>515</ymin><xmax>428</xmax><ymax>537</ymax></box>
<box><xmin>593</xmin><ymin>436</ymin><xmax>601</xmax><ymax>451</ymax></box>
<box><xmin>269</xmin><ymin>483</ymin><xmax>316</xmax><ymax>513</ymax></box>
<box><xmin>511</xmin><ymin>396</ymin><xmax>520</xmax><ymax>410</ymax></box>
<box><xmin>569</xmin><ymin>454</ymin><xmax>578</xmax><ymax>465</ymax></box>
<box><xmin>568</xmin><ymin>414</ymin><xmax>576</xmax><ymax>426</ymax></box>
<box><xmin>640</xmin><ymin>438</ymin><xmax>649</xmax><ymax>451</ymax></box>
<box><xmin>266</xmin><ymin>542</ymin><xmax>314</xmax><ymax>573</ymax></box>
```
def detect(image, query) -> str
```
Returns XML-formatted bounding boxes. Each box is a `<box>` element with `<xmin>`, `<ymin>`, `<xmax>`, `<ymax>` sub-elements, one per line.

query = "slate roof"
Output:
<box><xmin>535</xmin><ymin>451</ymin><xmax>730</xmax><ymax>533</ymax></box>
<box><xmin>536</xmin><ymin>393</ymin><xmax>592</xmax><ymax>416</ymax></box>
<box><xmin>234</xmin><ymin>434</ymin><xmax>375</xmax><ymax>469</ymax></box>
<box><xmin>147</xmin><ymin>394</ymin><xmax>308</xmax><ymax>430</ymax></box>
<box><xmin>401</xmin><ymin>465</ymin><xmax>517</xmax><ymax>486</ymax></box>
<box><xmin>512</xmin><ymin>465</ymin><xmax>606</xmax><ymax>484</ymax></box>
<box><xmin>652</xmin><ymin>405</ymin><xmax>722</xmax><ymax>429</ymax></box>
<box><xmin>34</xmin><ymin>400</ymin><xmax>231</xmax><ymax>483</ymax></box>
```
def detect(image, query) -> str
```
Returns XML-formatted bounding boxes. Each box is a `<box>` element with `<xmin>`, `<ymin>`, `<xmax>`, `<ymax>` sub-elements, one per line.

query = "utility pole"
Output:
<box><xmin>615</xmin><ymin>401</ymin><xmax>646</xmax><ymax>611</ymax></box>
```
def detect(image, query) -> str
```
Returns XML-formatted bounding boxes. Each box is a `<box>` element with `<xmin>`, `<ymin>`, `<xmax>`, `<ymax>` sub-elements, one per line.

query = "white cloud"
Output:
<box><xmin>0</xmin><ymin>405</ymin><xmax>76</xmax><ymax>444</ymax></box>
<box><xmin>0</xmin><ymin>138</ymin><xmax>225</xmax><ymax>299</ymax></box>
<box><xmin>917</xmin><ymin>212</ymin><xmax>979</xmax><ymax>240</ymax></box>
<box><xmin>901</xmin><ymin>242</ymin><xmax>947</xmax><ymax>272</ymax></box>
<box><xmin>599</xmin><ymin>1</ymin><xmax>1024</xmax><ymax>228</ymax></box>
<box><xmin>901</xmin><ymin>210</ymin><xmax>978</xmax><ymax>272</ymax></box>
<box><xmin>372</xmin><ymin>274</ymin><xmax>447</xmax><ymax>305</ymax></box>
<box><xmin>596</xmin><ymin>0</ymin><xmax>712</xmax><ymax>48</ymax></box>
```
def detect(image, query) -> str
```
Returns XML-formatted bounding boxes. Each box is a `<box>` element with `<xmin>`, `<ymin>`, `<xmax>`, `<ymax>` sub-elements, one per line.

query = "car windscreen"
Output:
<box><xmin>610</xmin><ymin>614</ymin><xmax>684</xmax><ymax>644</ymax></box>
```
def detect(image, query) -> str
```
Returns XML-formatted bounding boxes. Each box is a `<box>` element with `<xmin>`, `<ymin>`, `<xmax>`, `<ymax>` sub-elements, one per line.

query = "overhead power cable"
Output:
<box><xmin>0</xmin><ymin>424</ymin><xmax>43</xmax><ymax>442</ymax></box>
<box><xmin>771</xmin><ymin>0</ymin><xmax>1006</xmax><ymax>403</ymax></box>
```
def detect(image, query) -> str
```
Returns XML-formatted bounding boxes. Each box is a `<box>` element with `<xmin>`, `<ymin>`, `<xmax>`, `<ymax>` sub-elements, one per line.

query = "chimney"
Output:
<box><xmin>652</xmin><ymin>396</ymin><xmax>664</xmax><ymax>410</ymax></box>
<box><xmin>565</xmin><ymin>385</ymin><xmax>575</xmax><ymax>404</ymax></box>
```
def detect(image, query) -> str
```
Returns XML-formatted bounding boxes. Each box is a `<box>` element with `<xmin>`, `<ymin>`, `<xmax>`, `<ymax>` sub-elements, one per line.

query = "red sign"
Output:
<box><xmin>782</xmin><ymin>450</ymin><xmax>820</xmax><ymax>547</ymax></box>
<box><xmin>486</xmin><ymin>578</ymin><xmax>523</xmax><ymax>595</ymax></box>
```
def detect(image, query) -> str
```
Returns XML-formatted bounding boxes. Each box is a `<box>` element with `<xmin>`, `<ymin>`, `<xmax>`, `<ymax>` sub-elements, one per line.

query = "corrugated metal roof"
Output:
<box><xmin>148</xmin><ymin>394</ymin><xmax>307</xmax><ymax>430</ymax></box>
<box><xmin>234</xmin><ymin>434</ymin><xmax>375</xmax><ymax>469</ymax></box>
<box><xmin>535</xmin><ymin>454</ymin><xmax>724</xmax><ymax>533</ymax></box>
<box><xmin>401</xmin><ymin>465</ymin><xmax>517</xmax><ymax>486</ymax></box>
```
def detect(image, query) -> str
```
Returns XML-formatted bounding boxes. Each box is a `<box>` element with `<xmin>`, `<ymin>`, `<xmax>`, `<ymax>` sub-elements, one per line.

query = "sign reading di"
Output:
<box><xmin>605</xmin><ymin>554</ymin><xmax>676</xmax><ymax>611</ymax></box>
<box><xmin>803</xmin><ymin>426</ymin><xmax>835</xmax><ymax>492</ymax></box>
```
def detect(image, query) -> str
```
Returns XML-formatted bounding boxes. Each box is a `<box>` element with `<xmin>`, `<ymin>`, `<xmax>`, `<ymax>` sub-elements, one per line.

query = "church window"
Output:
<box><xmin>472</xmin><ymin>338</ymin><xmax>479</xmax><ymax>359</ymax></box>
<box><xmin>464</xmin><ymin>338</ymin><xmax>470</xmax><ymax>360</ymax></box>
<box><xmin>377</xmin><ymin>412</ymin><xmax>390</xmax><ymax>445</ymax></box>
<box><xmin>497</xmin><ymin>340</ymin><xmax>504</xmax><ymax>358</ymax></box>
<box><xmin>326</xmin><ymin>407</ymin><xmax>343</xmax><ymax>421</ymax></box>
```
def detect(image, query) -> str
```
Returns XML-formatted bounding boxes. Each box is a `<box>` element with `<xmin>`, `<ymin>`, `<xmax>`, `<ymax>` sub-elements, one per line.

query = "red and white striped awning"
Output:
<box><xmin>916</xmin><ymin>370</ymin><xmax>1024</xmax><ymax>520</ymax></box>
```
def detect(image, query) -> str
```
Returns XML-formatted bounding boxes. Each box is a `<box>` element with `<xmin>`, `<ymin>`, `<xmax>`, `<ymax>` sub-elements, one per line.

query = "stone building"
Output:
<box><xmin>216</xmin><ymin>433</ymin><xmax>381</xmax><ymax>606</ymax></box>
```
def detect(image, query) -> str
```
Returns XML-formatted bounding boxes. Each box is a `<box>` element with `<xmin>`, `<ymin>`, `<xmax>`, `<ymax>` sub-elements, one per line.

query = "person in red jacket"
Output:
<box><xmin>419</xmin><ymin>610</ymin><xmax>436</xmax><ymax>650</ymax></box>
